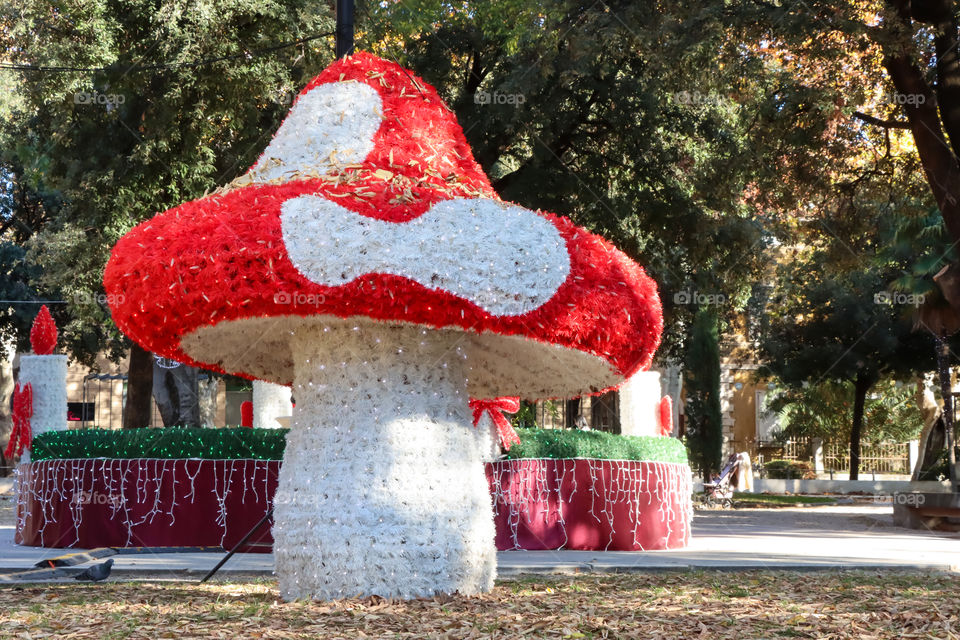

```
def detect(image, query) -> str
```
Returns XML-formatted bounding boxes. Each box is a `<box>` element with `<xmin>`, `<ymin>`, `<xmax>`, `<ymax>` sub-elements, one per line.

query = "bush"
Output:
<box><xmin>32</xmin><ymin>426</ymin><xmax>690</xmax><ymax>465</ymax></box>
<box><xmin>505</xmin><ymin>428</ymin><xmax>689</xmax><ymax>464</ymax></box>
<box><xmin>763</xmin><ymin>459</ymin><xmax>816</xmax><ymax>480</ymax></box>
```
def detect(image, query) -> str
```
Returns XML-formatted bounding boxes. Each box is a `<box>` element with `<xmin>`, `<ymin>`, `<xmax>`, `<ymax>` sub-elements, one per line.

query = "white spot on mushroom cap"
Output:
<box><xmin>279</xmin><ymin>196</ymin><xmax>571</xmax><ymax>316</ymax></box>
<box><xmin>248</xmin><ymin>81</ymin><xmax>383</xmax><ymax>183</ymax></box>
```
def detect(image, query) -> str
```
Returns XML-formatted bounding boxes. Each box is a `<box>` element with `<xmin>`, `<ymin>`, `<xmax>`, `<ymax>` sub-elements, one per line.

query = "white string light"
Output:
<box><xmin>489</xmin><ymin>458</ymin><xmax>692</xmax><ymax>551</ymax></box>
<box><xmin>15</xmin><ymin>458</ymin><xmax>276</xmax><ymax>548</ymax></box>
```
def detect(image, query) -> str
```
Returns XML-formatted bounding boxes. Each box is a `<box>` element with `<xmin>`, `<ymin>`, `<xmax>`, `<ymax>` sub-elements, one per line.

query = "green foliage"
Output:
<box><xmin>762</xmin><ymin>459</ymin><xmax>816</xmax><ymax>480</ymax></box>
<box><xmin>361</xmin><ymin>1</ymin><xmax>834</xmax><ymax>359</ymax></box>
<box><xmin>0</xmin><ymin>241</ymin><xmax>41</xmax><ymax>352</ymax></box>
<box><xmin>31</xmin><ymin>427</ymin><xmax>289</xmax><ymax>461</ymax></box>
<box><xmin>766</xmin><ymin>379</ymin><xmax>925</xmax><ymax>444</ymax></box>
<box><xmin>732</xmin><ymin>492</ymin><xmax>835</xmax><ymax>505</ymax></box>
<box><xmin>884</xmin><ymin>209</ymin><xmax>958</xmax><ymax>302</ymax></box>
<box><xmin>32</xmin><ymin>426</ymin><xmax>689</xmax><ymax>464</ymax></box>
<box><xmin>509</xmin><ymin>401</ymin><xmax>538</xmax><ymax>429</ymax></box>
<box><xmin>504</xmin><ymin>428</ymin><xmax>689</xmax><ymax>464</ymax></box>
<box><xmin>760</xmin><ymin>252</ymin><xmax>936</xmax><ymax>388</ymax></box>
<box><xmin>684</xmin><ymin>308</ymin><xmax>723</xmax><ymax>476</ymax></box>
<box><xmin>1</xmin><ymin>0</ymin><xmax>336</xmax><ymax>364</ymax></box>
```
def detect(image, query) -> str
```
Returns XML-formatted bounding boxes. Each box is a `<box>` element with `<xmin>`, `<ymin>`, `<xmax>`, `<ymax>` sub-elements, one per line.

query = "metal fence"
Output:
<box><xmin>79</xmin><ymin>373</ymin><xmax>218</xmax><ymax>429</ymax></box>
<box><xmin>728</xmin><ymin>438</ymin><xmax>814</xmax><ymax>469</ymax></box>
<box><xmin>823</xmin><ymin>441</ymin><xmax>911</xmax><ymax>475</ymax></box>
<box><xmin>729</xmin><ymin>437</ymin><xmax>912</xmax><ymax>475</ymax></box>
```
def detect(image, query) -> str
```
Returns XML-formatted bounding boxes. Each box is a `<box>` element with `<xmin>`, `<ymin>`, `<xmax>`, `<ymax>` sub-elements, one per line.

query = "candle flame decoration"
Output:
<box><xmin>30</xmin><ymin>305</ymin><xmax>58</xmax><ymax>355</ymax></box>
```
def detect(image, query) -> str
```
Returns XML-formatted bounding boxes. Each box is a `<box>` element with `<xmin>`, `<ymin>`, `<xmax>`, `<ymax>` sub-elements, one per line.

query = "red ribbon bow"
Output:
<box><xmin>5</xmin><ymin>383</ymin><xmax>33</xmax><ymax>459</ymax></box>
<box><xmin>469</xmin><ymin>397</ymin><xmax>521</xmax><ymax>451</ymax></box>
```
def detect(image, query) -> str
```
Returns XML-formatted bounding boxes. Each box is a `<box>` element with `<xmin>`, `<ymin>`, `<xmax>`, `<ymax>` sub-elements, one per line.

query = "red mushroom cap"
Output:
<box><xmin>103</xmin><ymin>53</ymin><xmax>663</xmax><ymax>399</ymax></box>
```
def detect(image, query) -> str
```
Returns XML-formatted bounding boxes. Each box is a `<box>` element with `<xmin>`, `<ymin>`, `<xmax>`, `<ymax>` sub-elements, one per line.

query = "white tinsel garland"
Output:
<box><xmin>473</xmin><ymin>411</ymin><xmax>502</xmax><ymax>463</ymax></box>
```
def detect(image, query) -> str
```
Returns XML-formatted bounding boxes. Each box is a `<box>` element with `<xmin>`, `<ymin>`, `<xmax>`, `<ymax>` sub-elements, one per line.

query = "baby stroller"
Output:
<box><xmin>702</xmin><ymin>453</ymin><xmax>741</xmax><ymax>508</ymax></box>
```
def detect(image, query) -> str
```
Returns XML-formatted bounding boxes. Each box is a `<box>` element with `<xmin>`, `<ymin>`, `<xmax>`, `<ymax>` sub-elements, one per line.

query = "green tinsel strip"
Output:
<box><xmin>504</xmin><ymin>428</ymin><xmax>689</xmax><ymax>464</ymax></box>
<box><xmin>31</xmin><ymin>426</ymin><xmax>688</xmax><ymax>464</ymax></box>
<box><xmin>31</xmin><ymin>427</ymin><xmax>289</xmax><ymax>462</ymax></box>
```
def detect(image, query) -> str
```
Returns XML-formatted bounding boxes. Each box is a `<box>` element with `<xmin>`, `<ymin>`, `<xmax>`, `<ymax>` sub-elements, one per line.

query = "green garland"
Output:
<box><xmin>505</xmin><ymin>428</ymin><xmax>688</xmax><ymax>464</ymax></box>
<box><xmin>31</xmin><ymin>426</ymin><xmax>689</xmax><ymax>464</ymax></box>
<box><xmin>31</xmin><ymin>428</ymin><xmax>288</xmax><ymax>462</ymax></box>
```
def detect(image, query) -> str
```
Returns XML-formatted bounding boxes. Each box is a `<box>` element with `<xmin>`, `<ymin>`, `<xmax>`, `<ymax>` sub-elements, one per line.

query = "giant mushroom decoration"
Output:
<box><xmin>104</xmin><ymin>53</ymin><xmax>663</xmax><ymax>600</ymax></box>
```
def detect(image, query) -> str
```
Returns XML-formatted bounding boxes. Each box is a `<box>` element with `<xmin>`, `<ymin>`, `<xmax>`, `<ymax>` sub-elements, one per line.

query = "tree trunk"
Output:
<box><xmin>123</xmin><ymin>344</ymin><xmax>153</xmax><ymax>429</ymax></box>
<box><xmin>912</xmin><ymin>376</ymin><xmax>944</xmax><ymax>481</ymax></box>
<box><xmin>933</xmin><ymin>334</ymin><xmax>959</xmax><ymax>491</ymax></box>
<box><xmin>850</xmin><ymin>373</ymin><xmax>872</xmax><ymax>481</ymax></box>
<box><xmin>0</xmin><ymin>343</ymin><xmax>14</xmax><ymax>475</ymax></box>
<box><xmin>883</xmin><ymin>1</ymin><xmax>960</xmax><ymax>244</ymax></box>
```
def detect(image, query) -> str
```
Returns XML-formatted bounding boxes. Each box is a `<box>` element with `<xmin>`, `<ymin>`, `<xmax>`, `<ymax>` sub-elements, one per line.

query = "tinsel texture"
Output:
<box><xmin>469</xmin><ymin>397</ymin><xmax>521</xmax><ymax>450</ymax></box>
<box><xmin>30</xmin><ymin>305</ymin><xmax>57</xmax><ymax>355</ymax></box>
<box><xmin>240</xmin><ymin>401</ymin><xmax>254</xmax><ymax>428</ymax></box>
<box><xmin>103</xmin><ymin>52</ymin><xmax>664</xmax><ymax>399</ymax></box>
<box><xmin>273</xmin><ymin>325</ymin><xmax>496</xmax><ymax>600</ymax></box>
<box><xmin>659</xmin><ymin>396</ymin><xmax>673</xmax><ymax>437</ymax></box>
<box><xmin>18</xmin><ymin>354</ymin><xmax>67</xmax><ymax>437</ymax></box>
<box><xmin>100</xmin><ymin>51</ymin><xmax>669</xmax><ymax>602</ymax></box>
<box><xmin>252</xmin><ymin>380</ymin><xmax>293</xmax><ymax>429</ymax></box>
<box><xmin>4</xmin><ymin>383</ymin><xmax>33</xmax><ymax>458</ymax></box>
<box><xmin>488</xmin><ymin>459</ymin><xmax>692</xmax><ymax>551</ymax></box>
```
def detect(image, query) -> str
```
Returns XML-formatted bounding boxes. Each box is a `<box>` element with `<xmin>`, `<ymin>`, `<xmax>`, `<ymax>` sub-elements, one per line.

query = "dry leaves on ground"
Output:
<box><xmin>0</xmin><ymin>570</ymin><xmax>957</xmax><ymax>639</ymax></box>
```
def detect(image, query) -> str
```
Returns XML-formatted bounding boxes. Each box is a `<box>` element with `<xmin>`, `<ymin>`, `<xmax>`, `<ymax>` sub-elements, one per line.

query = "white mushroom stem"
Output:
<box><xmin>272</xmin><ymin>324</ymin><xmax>497</xmax><ymax>601</ymax></box>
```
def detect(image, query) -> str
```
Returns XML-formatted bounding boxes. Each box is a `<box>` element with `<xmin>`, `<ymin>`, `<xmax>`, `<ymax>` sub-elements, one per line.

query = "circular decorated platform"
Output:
<box><xmin>15</xmin><ymin>456</ymin><xmax>690</xmax><ymax>552</ymax></box>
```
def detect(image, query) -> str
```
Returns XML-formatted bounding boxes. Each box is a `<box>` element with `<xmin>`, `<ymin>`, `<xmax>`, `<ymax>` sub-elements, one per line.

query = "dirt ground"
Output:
<box><xmin>2</xmin><ymin>571</ymin><xmax>957</xmax><ymax>639</ymax></box>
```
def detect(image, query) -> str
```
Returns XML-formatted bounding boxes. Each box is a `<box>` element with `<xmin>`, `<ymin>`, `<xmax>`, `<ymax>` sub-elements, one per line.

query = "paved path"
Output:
<box><xmin>0</xmin><ymin>505</ymin><xmax>957</xmax><ymax>579</ymax></box>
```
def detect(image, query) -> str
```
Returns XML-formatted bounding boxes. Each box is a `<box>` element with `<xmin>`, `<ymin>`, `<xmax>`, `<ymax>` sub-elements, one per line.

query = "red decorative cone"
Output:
<box><xmin>30</xmin><ymin>305</ymin><xmax>57</xmax><ymax>355</ymax></box>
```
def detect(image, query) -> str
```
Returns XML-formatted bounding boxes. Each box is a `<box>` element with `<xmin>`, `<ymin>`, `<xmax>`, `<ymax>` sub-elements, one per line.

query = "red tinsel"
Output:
<box><xmin>658</xmin><ymin>396</ymin><xmax>672</xmax><ymax>437</ymax></box>
<box><xmin>4</xmin><ymin>383</ymin><xmax>33</xmax><ymax>459</ymax></box>
<box><xmin>470</xmin><ymin>397</ymin><xmax>522</xmax><ymax>451</ymax></box>
<box><xmin>30</xmin><ymin>305</ymin><xmax>57</xmax><ymax>355</ymax></box>
<box><xmin>240</xmin><ymin>401</ymin><xmax>254</xmax><ymax>428</ymax></box>
<box><xmin>103</xmin><ymin>53</ymin><xmax>664</xmax><ymax>396</ymax></box>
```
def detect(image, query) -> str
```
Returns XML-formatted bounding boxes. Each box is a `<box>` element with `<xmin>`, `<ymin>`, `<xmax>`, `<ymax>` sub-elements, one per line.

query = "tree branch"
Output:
<box><xmin>852</xmin><ymin>111</ymin><xmax>911</xmax><ymax>129</ymax></box>
<box><xmin>882</xmin><ymin>0</ymin><xmax>960</xmax><ymax>243</ymax></box>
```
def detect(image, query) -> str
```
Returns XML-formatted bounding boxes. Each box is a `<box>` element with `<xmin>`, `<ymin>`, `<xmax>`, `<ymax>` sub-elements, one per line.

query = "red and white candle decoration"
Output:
<box><xmin>618</xmin><ymin>370</ymin><xmax>674</xmax><ymax>438</ymax></box>
<box><xmin>104</xmin><ymin>53</ymin><xmax>665</xmax><ymax>601</ymax></box>
<box><xmin>16</xmin><ymin>306</ymin><xmax>67</xmax><ymax>461</ymax></box>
